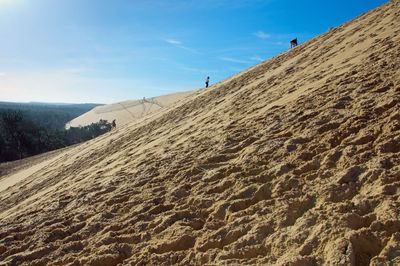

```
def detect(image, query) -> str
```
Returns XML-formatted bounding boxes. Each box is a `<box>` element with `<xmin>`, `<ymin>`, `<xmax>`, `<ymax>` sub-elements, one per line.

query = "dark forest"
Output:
<box><xmin>0</xmin><ymin>102</ymin><xmax>111</xmax><ymax>162</ymax></box>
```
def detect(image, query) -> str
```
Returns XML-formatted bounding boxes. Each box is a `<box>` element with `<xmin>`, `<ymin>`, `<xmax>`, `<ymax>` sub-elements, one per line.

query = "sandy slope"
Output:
<box><xmin>0</xmin><ymin>147</ymin><xmax>73</xmax><ymax>180</ymax></box>
<box><xmin>1</xmin><ymin>0</ymin><xmax>400</xmax><ymax>265</ymax></box>
<box><xmin>66</xmin><ymin>90</ymin><xmax>197</xmax><ymax>128</ymax></box>
<box><xmin>0</xmin><ymin>146</ymin><xmax>78</xmax><ymax>193</ymax></box>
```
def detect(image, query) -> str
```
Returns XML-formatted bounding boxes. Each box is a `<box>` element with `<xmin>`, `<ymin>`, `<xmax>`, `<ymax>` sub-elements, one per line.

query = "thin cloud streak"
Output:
<box><xmin>141</xmin><ymin>0</ymin><xmax>271</xmax><ymax>10</ymax></box>
<box><xmin>250</xmin><ymin>56</ymin><xmax>264</xmax><ymax>62</ymax></box>
<box><xmin>180</xmin><ymin>65</ymin><xmax>218</xmax><ymax>74</ymax></box>
<box><xmin>165</xmin><ymin>39</ymin><xmax>182</xmax><ymax>45</ymax></box>
<box><xmin>177</xmin><ymin>45</ymin><xmax>201</xmax><ymax>54</ymax></box>
<box><xmin>254</xmin><ymin>31</ymin><xmax>271</xmax><ymax>39</ymax></box>
<box><xmin>220</xmin><ymin>57</ymin><xmax>252</xmax><ymax>64</ymax></box>
<box><xmin>165</xmin><ymin>39</ymin><xmax>201</xmax><ymax>54</ymax></box>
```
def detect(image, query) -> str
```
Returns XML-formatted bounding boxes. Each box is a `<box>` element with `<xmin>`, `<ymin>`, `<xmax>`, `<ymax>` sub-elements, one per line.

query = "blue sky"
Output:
<box><xmin>0</xmin><ymin>0</ymin><xmax>389</xmax><ymax>104</ymax></box>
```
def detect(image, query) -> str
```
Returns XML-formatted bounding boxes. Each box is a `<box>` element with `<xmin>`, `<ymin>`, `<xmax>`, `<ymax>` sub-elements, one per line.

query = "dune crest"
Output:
<box><xmin>66</xmin><ymin>90</ymin><xmax>197</xmax><ymax>128</ymax></box>
<box><xmin>1</xmin><ymin>0</ymin><xmax>400</xmax><ymax>265</ymax></box>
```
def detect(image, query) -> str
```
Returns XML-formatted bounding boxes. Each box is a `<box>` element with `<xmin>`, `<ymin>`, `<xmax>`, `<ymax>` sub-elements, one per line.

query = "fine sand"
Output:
<box><xmin>1</xmin><ymin>0</ymin><xmax>400</xmax><ymax>265</ymax></box>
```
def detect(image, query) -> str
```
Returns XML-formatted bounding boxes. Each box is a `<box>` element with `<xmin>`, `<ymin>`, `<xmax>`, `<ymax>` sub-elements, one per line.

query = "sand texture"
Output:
<box><xmin>1</xmin><ymin>0</ymin><xmax>400</xmax><ymax>265</ymax></box>
<box><xmin>66</xmin><ymin>90</ymin><xmax>197</xmax><ymax>129</ymax></box>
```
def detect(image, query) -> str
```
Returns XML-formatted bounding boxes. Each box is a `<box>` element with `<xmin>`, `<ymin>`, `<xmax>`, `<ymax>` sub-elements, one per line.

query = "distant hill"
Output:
<box><xmin>66</xmin><ymin>90</ymin><xmax>197</xmax><ymax>128</ymax></box>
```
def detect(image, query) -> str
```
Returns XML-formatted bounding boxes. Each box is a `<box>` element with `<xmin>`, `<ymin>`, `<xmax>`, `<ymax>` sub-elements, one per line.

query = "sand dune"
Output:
<box><xmin>66</xmin><ymin>90</ymin><xmax>197</xmax><ymax>128</ymax></box>
<box><xmin>1</xmin><ymin>0</ymin><xmax>400</xmax><ymax>265</ymax></box>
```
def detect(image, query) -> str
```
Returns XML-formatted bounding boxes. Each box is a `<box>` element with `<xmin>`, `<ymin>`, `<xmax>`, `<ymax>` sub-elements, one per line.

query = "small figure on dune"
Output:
<box><xmin>290</xmin><ymin>38</ymin><xmax>298</xmax><ymax>48</ymax></box>
<box><xmin>112</xmin><ymin>119</ymin><xmax>116</xmax><ymax>130</ymax></box>
<box><xmin>205</xmin><ymin>76</ymin><xmax>210</xmax><ymax>88</ymax></box>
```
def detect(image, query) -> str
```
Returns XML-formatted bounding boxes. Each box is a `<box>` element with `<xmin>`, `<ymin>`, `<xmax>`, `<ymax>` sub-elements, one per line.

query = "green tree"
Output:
<box><xmin>0</xmin><ymin>111</ymin><xmax>112</xmax><ymax>163</ymax></box>
<box><xmin>0</xmin><ymin>110</ymin><xmax>25</xmax><ymax>159</ymax></box>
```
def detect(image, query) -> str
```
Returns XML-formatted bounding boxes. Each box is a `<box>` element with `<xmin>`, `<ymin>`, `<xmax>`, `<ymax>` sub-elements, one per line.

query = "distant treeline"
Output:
<box><xmin>0</xmin><ymin>102</ymin><xmax>102</xmax><ymax>130</ymax></box>
<box><xmin>0</xmin><ymin>102</ymin><xmax>112</xmax><ymax>162</ymax></box>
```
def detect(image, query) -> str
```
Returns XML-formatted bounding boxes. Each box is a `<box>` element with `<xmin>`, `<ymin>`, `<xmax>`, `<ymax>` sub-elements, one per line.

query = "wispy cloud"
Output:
<box><xmin>220</xmin><ymin>57</ymin><xmax>251</xmax><ymax>64</ymax></box>
<box><xmin>254</xmin><ymin>31</ymin><xmax>271</xmax><ymax>39</ymax></box>
<box><xmin>229</xmin><ymin>66</ymin><xmax>247</xmax><ymax>73</ymax></box>
<box><xmin>178</xmin><ymin>45</ymin><xmax>200</xmax><ymax>54</ymax></box>
<box><xmin>149</xmin><ymin>0</ymin><xmax>273</xmax><ymax>10</ymax></box>
<box><xmin>250</xmin><ymin>56</ymin><xmax>264</xmax><ymax>62</ymax></box>
<box><xmin>0</xmin><ymin>72</ymin><xmax>5</xmax><ymax>77</ymax></box>
<box><xmin>59</xmin><ymin>68</ymin><xmax>93</xmax><ymax>74</ymax></box>
<box><xmin>164</xmin><ymin>39</ymin><xmax>201</xmax><ymax>54</ymax></box>
<box><xmin>165</xmin><ymin>39</ymin><xmax>182</xmax><ymax>45</ymax></box>
<box><xmin>180</xmin><ymin>65</ymin><xmax>218</xmax><ymax>74</ymax></box>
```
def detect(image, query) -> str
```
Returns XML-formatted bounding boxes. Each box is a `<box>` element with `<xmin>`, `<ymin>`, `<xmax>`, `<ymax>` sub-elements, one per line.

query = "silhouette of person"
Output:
<box><xmin>290</xmin><ymin>38</ymin><xmax>298</xmax><ymax>48</ymax></box>
<box><xmin>205</xmin><ymin>76</ymin><xmax>210</xmax><ymax>88</ymax></box>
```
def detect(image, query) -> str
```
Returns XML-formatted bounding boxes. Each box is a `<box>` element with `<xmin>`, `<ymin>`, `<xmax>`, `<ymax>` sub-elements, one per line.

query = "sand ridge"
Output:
<box><xmin>66</xmin><ymin>90</ymin><xmax>197</xmax><ymax>129</ymax></box>
<box><xmin>0</xmin><ymin>0</ymin><xmax>400</xmax><ymax>265</ymax></box>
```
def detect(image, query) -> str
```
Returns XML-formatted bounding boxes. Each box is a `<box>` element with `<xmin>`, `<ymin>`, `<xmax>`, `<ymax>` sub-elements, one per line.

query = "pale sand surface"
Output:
<box><xmin>66</xmin><ymin>90</ymin><xmax>197</xmax><ymax>128</ymax></box>
<box><xmin>0</xmin><ymin>146</ymin><xmax>77</xmax><ymax>191</ymax></box>
<box><xmin>1</xmin><ymin>1</ymin><xmax>400</xmax><ymax>265</ymax></box>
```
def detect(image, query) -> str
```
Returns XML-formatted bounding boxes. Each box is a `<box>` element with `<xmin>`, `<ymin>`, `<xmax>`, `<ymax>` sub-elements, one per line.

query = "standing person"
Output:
<box><xmin>205</xmin><ymin>76</ymin><xmax>210</xmax><ymax>88</ymax></box>
<box><xmin>290</xmin><ymin>38</ymin><xmax>298</xmax><ymax>48</ymax></box>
